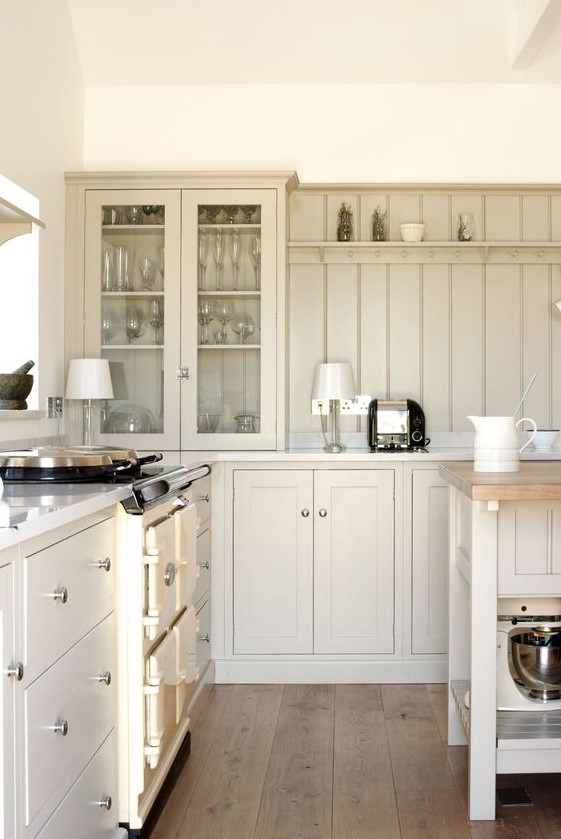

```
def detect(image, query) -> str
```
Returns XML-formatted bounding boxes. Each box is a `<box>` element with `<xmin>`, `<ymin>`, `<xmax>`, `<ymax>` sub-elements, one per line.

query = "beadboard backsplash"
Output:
<box><xmin>287</xmin><ymin>185</ymin><xmax>561</xmax><ymax>436</ymax></box>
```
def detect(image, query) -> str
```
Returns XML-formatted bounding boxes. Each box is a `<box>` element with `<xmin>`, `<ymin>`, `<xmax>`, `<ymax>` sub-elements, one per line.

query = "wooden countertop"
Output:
<box><xmin>438</xmin><ymin>461</ymin><xmax>561</xmax><ymax>500</ymax></box>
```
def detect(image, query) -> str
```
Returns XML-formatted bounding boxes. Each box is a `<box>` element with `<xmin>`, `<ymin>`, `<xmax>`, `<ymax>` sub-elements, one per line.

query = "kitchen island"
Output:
<box><xmin>439</xmin><ymin>461</ymin><xmax>561</xmax><ymax>821</ymax></box>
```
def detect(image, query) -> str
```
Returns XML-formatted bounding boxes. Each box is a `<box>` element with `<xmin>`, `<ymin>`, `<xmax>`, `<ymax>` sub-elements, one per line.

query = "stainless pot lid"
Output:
<box><xmin>62</xmin><ymin>445</ymin><xmax>142</xmax><ymax>462</ymax></box>
<box><xmin>0</xmin><ymin>447</ymin><xmax>115</xmax><ymax>469</ymax></box>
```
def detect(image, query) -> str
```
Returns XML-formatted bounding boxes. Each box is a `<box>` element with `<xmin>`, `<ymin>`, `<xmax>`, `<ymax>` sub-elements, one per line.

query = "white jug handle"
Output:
<box><xmin>517</xmin><ymin>417</ymin><xmax>537</xmax><ymax>453</ymax></box>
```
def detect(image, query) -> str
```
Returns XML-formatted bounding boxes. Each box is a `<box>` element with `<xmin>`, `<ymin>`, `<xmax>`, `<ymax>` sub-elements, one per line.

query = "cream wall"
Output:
<box><xmin>84</xmin><ymin>83</ymin><xmax>561</xmax><ymax>182</ymax></box>
<box><xmin>0</xmin><ymin>0</ymin><xmax>83</xmax><ymax>442</ymax></box>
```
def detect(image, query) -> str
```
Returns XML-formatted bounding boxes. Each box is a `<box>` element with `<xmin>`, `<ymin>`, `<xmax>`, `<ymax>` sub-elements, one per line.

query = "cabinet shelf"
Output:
<box><xmin>198</xmin><ymin>290</ymin><xmax>260</xmax><ymax>298</ymax></box>
<box><xmin>288</xmin><ymin>240</ymin><xmax>561</xmax><ymax>265</ymax></box>
<box><xmin>197</xmin><ymin>344</ymin><xmax>260</xmax><ymax>350</ymax></box>
<box><xmin>102</xmin><ymin>291</ymin><xmax>164</xmax><ymax>297</ymax></box>
<box><xmin>199</xmin><ymin>223</ymin><xmax>260</xmax><ymax>231</ymax></box>
<box><xmin>102</xmin><ymin>344</ymin><xmax>163</xmax><ymax>350</ymax></box>
<box><xmin>102</xmin><ymin>224</ymin><xmax>164</xmax><ymax>232</ymax></box>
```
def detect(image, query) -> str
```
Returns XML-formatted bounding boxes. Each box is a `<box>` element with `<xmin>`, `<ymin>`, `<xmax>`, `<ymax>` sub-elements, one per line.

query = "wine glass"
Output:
<box><xmin>126</xmin><ymin>308</ymin><xmax>145</xmax><ymax>343</ymax></box>
<box><xmin>242</xmin><ymin>314</ymin><xmax>255</xmax><ymax>344</ymax></box>
<box><xmin>205</xmin><ymin>205</ymin><xmax>220</xmax><ymax>224</ymax></box>
<box><xmin>198</xmin><ymin>300</ymin><xmax>215</xmax><ymax>345</ymax></box>
<box><xmin>215</xmin><ymin>299</ymin><xmax>232</xmax><ymax>343</ymax></box>
<box><xmin>139</xmin><ymin>257</ymin><xmax>155</xmax><ymax>290</ymax></box>
<box><xmin>250</xmin><ymin>236</ymin><xmax>261</xmax><ymax>290</ymax></box>
<box><xmin>148</xmin><ymin>298</ymin><xmax>164</xmax><ymax>344</ymax></box>
<box><xmin>231</xmin><ymin>315</ymin><xmax>247</xmax><ymax>344</ymax></box>
<box><xmin>157</xmin><ymin>247</ymin><xmax>165</xmax><ymax>287</ymax></box>
<box><xmin>224</xmin><ymin>205</ymin><xmax>238</xmax><ymax>224</ymax></box>
<box><xmin>230</xmin><ymin>230</ymin><xmax>241</xmax><ymax>291</ymax></box>
<box><xmin>242</xmin><ymin>205</ymin><xmax>257</xmax><ymax>223</ymax></box>
<box><xmin>101</xmin><ymin>313</ymin><xmax>117</xmax><ymax>344</ymax></box>
<box><xmin>198</xmin><ymin>233</ymin><xmax>208</xmax><ymax>291</ymax></box>
<box><xmin>213</xmin><ymin>230</ymin><xmax>224</xmax><ymax>291</ymax></box>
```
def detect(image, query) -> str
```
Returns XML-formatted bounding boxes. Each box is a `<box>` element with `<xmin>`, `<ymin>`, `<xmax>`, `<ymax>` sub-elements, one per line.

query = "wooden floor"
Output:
<box><xmin>149</xmin><ymin>684</ymin><xmax>561</xmax><ymax>839</ymax></box>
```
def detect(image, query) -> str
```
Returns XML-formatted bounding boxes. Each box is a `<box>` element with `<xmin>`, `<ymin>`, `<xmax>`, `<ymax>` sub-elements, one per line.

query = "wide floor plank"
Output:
<box><xmin>333</xmin><ymin>684</ymin><xmax>401</xmax><ymax>839</ymax></box>
<box><xmin>397</xmin><ymin>790</ymin><xmax>471</xmax><ymax>838</ymax></box>
<box><xmin>253</xmin><ymin>684</ymin><xmax>335</xmax><ymax>839</ymax></box>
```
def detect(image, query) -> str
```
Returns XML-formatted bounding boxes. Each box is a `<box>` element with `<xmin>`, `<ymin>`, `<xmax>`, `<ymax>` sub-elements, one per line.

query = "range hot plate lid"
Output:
<box><xmin>0</xmin><ymin>447</ymin><xmax>115</xmax><ymax>469</ymax></box>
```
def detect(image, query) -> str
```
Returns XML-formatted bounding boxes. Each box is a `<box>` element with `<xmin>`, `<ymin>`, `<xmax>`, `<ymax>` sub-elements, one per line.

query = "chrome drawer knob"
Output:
<box><xmin>6</xmin><ymin>662</ymin><xmax>24</xmax><ymax>681</ymax></box>
<box><xmin>198</xmin><ymin>561</ymin><xmax>210</xmax><ymax>570</ymax></box>
<box><xmin>197</xmin><ymin>494</ymin><xmax>210</xmax><ymax>503</ymax></box>
<box><xmin>318</xmin><ymin>508</ymin><xmax>328</xmax><ymax>517</ymax></box>
<box><xmin>199</xmin><ymin>634</ymin><xmax>210</xmax><ymax>643</ymax></box>
<box><xmin>96</xmin><ymin>557</ymin><xmax>111</xmax><ymax>572</ymax></box>
<box><xmin>301</xmin><ymin>509</ymin><xmax>310</xmax><ymax>518</ymax></box>
<box><xmin>164</xmin><ymin>562</ymin><xmax>176</xmax><ymax>587</ymax></box>
<box><xmin>94</xmin><ymin>671</ymin><xmax>112</xmax><ymax>686</ymax></box>
<box><xmin>53</xmin><ymin>586</ymin><xmax>68</xmax><ymax>604</ymax></box>
<box><xmin>53</xmin><ymin>719</ymin><xmax>69</xmax><ymax>736</ymax></box>
<box><xmin>96</xmin><ymin>795</ymin><xmax>112</xmax><ymax>811</ymax></box>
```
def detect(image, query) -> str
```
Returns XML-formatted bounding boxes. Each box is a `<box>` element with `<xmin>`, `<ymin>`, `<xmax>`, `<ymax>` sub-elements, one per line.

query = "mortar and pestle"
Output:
<box><xmin>0</xmin><ymin>361</ymin><xmax>34</xmax><ymax>409</ymax></box>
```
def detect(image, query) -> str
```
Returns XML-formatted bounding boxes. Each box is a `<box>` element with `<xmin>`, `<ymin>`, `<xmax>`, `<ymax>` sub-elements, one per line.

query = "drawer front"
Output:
<box><xmin>184</xmin><ymin>475</ymin><xmax>210</xmax><ymax>532</ymax></box>
<box><xmin>25</xmin><ymin>613</ymin><xmax>116</xmax><ymax>827</ymax></box>
<box><xmin>25</xmin><ymin>517</ymin><xmax>115</xmax><ymax>673</ymax></box>
<box><xmin>196</xmin><ymin>598</ymin><xmax>211</xmax><ymax>675</ymax></box>
<box><xmin>36</xmin><ymin>729</ymin><xmax>118</xmax><ymax>839</ymax></box>
<box><xmin>195</xmin><ymin>528</ymin><xmax>210</xmax><ymax>608</ymax></box>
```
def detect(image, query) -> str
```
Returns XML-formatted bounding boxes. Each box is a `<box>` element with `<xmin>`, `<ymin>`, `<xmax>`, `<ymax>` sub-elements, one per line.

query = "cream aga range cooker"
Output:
<box><xmin>0</xmin><ymin>449</ymin><xmax>211</xmax><ymax>838</ymax></box>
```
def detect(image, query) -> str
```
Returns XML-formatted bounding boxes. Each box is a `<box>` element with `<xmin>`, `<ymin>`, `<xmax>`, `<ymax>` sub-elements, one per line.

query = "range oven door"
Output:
<box><xmin>143</xmin><ymin>501</ymin><xmax>197</xmax><ymax>640</ymax></box>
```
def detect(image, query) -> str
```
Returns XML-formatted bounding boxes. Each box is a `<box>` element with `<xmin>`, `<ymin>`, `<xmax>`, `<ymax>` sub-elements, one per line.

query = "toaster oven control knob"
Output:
<box><xmin>413</xmin><ymin>416</ymin><xmax>422</xmax><ymax>426</ymax></box>
<box><xmin>411</xmin><ymin>430</ymin><xmax>423</xmax><ymax>443</ymax></box>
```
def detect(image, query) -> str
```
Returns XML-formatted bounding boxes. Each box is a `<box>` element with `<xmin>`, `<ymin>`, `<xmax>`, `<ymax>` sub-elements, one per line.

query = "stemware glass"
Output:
<box><xmin>242</xmin><ymin>205</ymin><xmax>257</xmax><ymax>223</ymax></box>
<box><xmin>205</xmin><ymin>205</ymin><xmax>220</xmax><ymax>224</ymax></box>
<box><xmin>102</xmin><ymin>249</ymin><xmax>112</xmax><ymax>292</ymax></box>
<box><xmin>250</xmin><ymin>236</ymin><xmax>261</xmax><ymax>291</ymax></box>
<box><xmin>157</xmin><ymin>247</ymin><xmax>165</xmax><ymax>287</ymax></box>
<box><xmin>230</xmin><ymin>230</ymin><xmax>241</xmax><ymax>291</ymax></box>
<box><xmin>215</xmin><ymin>299</ymin><xmax>233</xmax><ymax>343</ymax></box>
<box><xmin>125</xmin><ymin>307</ymin><xmax>145</xmax><ymax>343</ymax></box>
<box><xmin>113</xmin><ymin>246</ymin><xmax>130</xmax><ymax>292</ymax></box>
<box><xmin>224</xmin><ymin>205</ymin><xmax>238</xmax><ymax>224</ymax></box>
<box><xmin>242</xmin><ymin>314</ymin><xmax>255</xmax><ymax>344</ymax></box>
<box><xmin>213</xmin><ymin>230</ymin><xmax>224</xmax><ymax>291</ymax></box>
<box><xmin>148</xmin><ymin>298</ymin><xmax>164</xmax><ymax>344</ymax></box>
<box><xmin>198</xmin><ymin>233</ymin><xmax>208</xmax><ymax>291</ymax></box>
<box><xmin>139</xmin><ymin>257</ymin><xmax>155</xmax><ymax>290</ymax></box>
<box><xmin>101</xmin><ymin>313</ymin><xmax>117</xmax><ymax>345</ymax></box>
<box><xmin>231</xmin><ymin>315</ymin><xmax>247</xmax><ymax>344</ymax></box>
<box><xmin>198</xmin><ymin>300</ymin><xmax>215</xmax><ymax>345</ymax></box>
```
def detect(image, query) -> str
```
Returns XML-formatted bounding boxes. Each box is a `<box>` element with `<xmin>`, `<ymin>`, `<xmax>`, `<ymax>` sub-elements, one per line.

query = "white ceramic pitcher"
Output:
<box><xmin>468</xmin><ymin>415</ymin><xmax>537</xmax><ymax>472</ymax></box>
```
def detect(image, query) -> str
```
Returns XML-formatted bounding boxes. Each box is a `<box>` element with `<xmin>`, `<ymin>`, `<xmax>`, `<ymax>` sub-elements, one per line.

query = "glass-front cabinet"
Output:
<box><xmin>181</xmin><ymin>189</ymin><xmax>277</xmax><ymax>450</ymax></box>
<box><xmin>84</xmin><ymin>190</ymin><xmax>181</xmax><ymax>450</ymax></box>
<box><xmin>81</xmin><ymin>185</ymin><xmax>279</xmax><ymax>450</ymax></box>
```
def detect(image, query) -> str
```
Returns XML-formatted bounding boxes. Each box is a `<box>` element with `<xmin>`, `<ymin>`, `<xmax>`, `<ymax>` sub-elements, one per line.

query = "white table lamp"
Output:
<box><xmin>311</xmin><ymin>362</ymin><xmax>356</xmax><ymax>453</ymax></box>
<box><xmin>65</xmin><ymin>358</ymin><xmax>114</xmax><ymax>446</ymax></box>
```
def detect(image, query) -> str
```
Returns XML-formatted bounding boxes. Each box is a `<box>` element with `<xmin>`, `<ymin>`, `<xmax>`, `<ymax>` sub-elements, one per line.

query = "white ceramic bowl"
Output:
<box><xmin>400</xmin><ymin>223</ymin><xmax>426</xmax><ymax>242</ymax></box>
<box><xmin>532</xmin><ymin>429</ymin><xmax>559</xmax><ymax>450</ymax></box>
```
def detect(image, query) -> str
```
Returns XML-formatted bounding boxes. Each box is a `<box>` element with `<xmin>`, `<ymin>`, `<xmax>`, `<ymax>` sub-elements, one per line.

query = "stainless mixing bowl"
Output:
<box><xmin>510</xmin><ymin>631</ymin><xmax>561</xmax><ymax>701</ymax></box>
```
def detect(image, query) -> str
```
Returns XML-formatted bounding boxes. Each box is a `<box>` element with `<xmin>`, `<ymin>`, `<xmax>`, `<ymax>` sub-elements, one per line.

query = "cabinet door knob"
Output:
<box><xmin>53</xmin><ymin>586</ymin><xmax>68</xmax><ymax>604</ymax></box>
<box><xmin>53</xmin><ymin>719</ymin><xmax>69</xmax><ymax>736</ymax></box>
<box><xmin>164</xmin><ymin>562</ymin><xmax>176</xmax><ymax>587</ymax></box>
<box><xmin>96</xmin><ymin>557</ymin><xmax>111</xmax><ymax>572</ymax></box>
<box><xmin>96</xmin><ymin>795</ymin><xmax>112</xmax><ymax>811</ymax></box>
<box><xmin>198</xmin><ymin>561</ymin><xmax>210</xmax><ymax>570</ymax></box>
<box><xmin>318</xmin><ymin>508</ymin><xmax>328</xmax><ymax>517</ymax></box>
<box><xmin>198</xmin><ymin>634</ymin><xmax>211</xmax><ymax>643</ymax></box>
<box><xmin>301</xmin><ymin>508</ymin><xmax>310</xmax><ymax>517</ymax></box>
<box><xmin>197</xmin><ymin>494</ymin><xmax>210</xmax><ymax>503</ymax></box>
<box><xmin>6</xmin><ymin>662</ymin><xmax>24</xmax><ymax>681</ymax></box>
<box><xmin>94</xmin><ymin>671</ymin><xmax>112</xmax><ymax>686</ymax></box>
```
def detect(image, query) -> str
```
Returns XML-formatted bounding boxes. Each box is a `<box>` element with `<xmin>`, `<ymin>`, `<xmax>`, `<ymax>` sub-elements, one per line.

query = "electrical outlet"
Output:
<box><xmin>311</xmin><ymin>395</ymin><xmax>371</xmax><ymax>416</ymax></box>
<box><xmin>47</xmin><ymin>396</ymin><xmax>63</xmax><ymax>418</ymax></box>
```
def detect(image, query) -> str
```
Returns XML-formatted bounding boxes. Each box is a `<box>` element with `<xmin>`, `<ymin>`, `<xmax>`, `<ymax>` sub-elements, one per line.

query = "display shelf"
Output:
<box><xmin>197</xmin><ymin>290</ymin><xmax>260</xmax><ymax>298</ymax></box>
<box><xmin>199</xmin><ymin>223</ymin><xmax>260</xmax><ymax>231</ymax></box>
<box><xmin>102</xmin><ymin>224</ymin><xmax>164</xmax><ymax>232</ymax></box>
<box><xmin>102</xmin><ymin>291</ymin><xmax>165</xmax><ymax>298</ymax></box>
<box><xmin>101</xmin><ymin>344</ymin><xmax>163</xmax><ymax>350</ymax></box>
<box><xmin>288</xmin><ymin>240</ymin><xmax>561</xmax><ymax>265</ymax></box>
<box><xmin>197</xmin><ymin>344</ymin><xmax>261</xmax><ymax>350</ymax></box>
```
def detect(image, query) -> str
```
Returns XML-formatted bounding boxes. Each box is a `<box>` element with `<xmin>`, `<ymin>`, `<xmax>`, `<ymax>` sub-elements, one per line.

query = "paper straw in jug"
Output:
<box><xmin>513</xmin><ymin>373</ymin><xmax>537</xmax><ymax>417</ymax></box>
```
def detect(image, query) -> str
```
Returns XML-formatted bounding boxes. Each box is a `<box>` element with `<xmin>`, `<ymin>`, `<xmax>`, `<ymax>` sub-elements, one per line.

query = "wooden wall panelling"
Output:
<box><xmin>451</xmin><ymin>265</ymin><xmax>484</xmax><ymax>430</ymax></box>
<box><xmin>289</xmin><ymin>264</ymin><xmax>325</xmax><ymax>431</ymax></box>
<box><xmin>388</xmin><ymin>194</ymin><xmax>422</xmax><ymax>242</ymax></box>
<box><xmin>388</xmin><ymin>264</ymin><xmax>421</xmax><ymax>400</ymax></box>
<box><xmin>327</xmin><ymin>193</ymin><xmax>358</xmax><ymax>241</ymax></box>
<box><xmin>422</xmin><ymin>265</ymin><xmax>451</xmax><ymax>432</ymax></box>
<box><xmin>421</xmin><ymin>194</ymin><xmax>449</xmax><ymax>242</ymax></box>
<box><xmin>522</xmin><ymin>264</ymin><xmax>551</xmax><ymax>428</ymax></box>
<box><xmin>450</xmin><ymin>195</ymin><xmax>484</xmax><ymax>243</ymax></box>
<box><xmin>484</xmin><ymin>195</ymin><xmax>521</xmax><ymax>241</ymax></box>
<box><xmin>359</xmin><ymin>264</ymin><xmax>388</xmax><ymax>433</ymax></box>
<box><xmin>552</xmin><ymin>196</ymin><xmax>561</xmax><ymax>240</ymax></box>
<box><xmin>485</xmin><ymin>265</ymin><xmax>521</xmax><ymax>416</ymax></box>
<box><xmin>551</xmin><ymin>265</ymin><xmax>561</xmax><ymax>428</ymax></box>
<box><xmin>288</xmin><ymin>192</ymin><xmax>325</xmax><ymax>241</ymax></box>
<box><xmin>522</xmin><ymin>195</ymin><xmax>549</xmax><ymax>241</ymax></box>
<box><xmin>359</xmin><ymin>193</ymin><xmax>389</xmax><ymax>242</ymax></box>
<box><xmin>326</xmin><ymin>264</ymin><xmax>359</xmax><ymax>433</ymax></box>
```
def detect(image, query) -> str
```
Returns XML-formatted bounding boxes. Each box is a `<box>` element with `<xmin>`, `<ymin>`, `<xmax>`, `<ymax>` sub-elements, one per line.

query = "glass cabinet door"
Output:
<box><xmin>181</xmin><ymin>189</ymin><xmax>277</xmax><ymax>450</ymax></box>
<box><xmin>84</xmin><ymin>190</ymin><xmax>181</xmax><ymax>450</ymax></box>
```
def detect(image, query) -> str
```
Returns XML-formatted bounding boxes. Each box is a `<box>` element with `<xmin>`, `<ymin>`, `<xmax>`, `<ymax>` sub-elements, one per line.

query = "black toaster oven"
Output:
<box><xmin>367</xmin><ymin>399</ymin><xmax>428</xmax><ymax>451</ymax></box>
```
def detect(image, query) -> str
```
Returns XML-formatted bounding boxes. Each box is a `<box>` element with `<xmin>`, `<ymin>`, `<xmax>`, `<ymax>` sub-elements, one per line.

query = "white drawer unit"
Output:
<box><xmin>183</xmin><ymin>473</ymin><xmax>211</xmax><ymax>532</ymax></box>
<box><xmin>24</xmin><ymin>613</ymin><xmax>116</xmax><ymax>829</ymax></box>
<box><xmin>24</xmin><ymin>517</ymin><xmax>115</xmax><ymax>676</ymax></box>
<box><xmin>35</xmin><ymin>730</ymin><xmax>119</xmax><ymax>839</ymax></box>
<box><xmin>195</xmin><ymin>527</ymin><xmax>210</xmax><ymax>608</ymax></box>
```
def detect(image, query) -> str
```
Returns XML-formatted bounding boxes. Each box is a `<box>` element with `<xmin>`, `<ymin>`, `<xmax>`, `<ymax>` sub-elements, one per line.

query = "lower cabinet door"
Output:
<box><xmin>0</xmin><ymin>558</ymin><xmax>16</xmax><ymax>839</ymax></box>
<box><xmin>233</xmin><ymin>470</ymin><xmax>314</xmax><ymax>654</ymax></box>
<box><xmin>498</xmin><ymin>500</ymin><xmax>561</xmax><ymax>594</ymax></box>
<box><xmin>36</xmin><ymin>729</ymin><xmax>118</xmax><ymax>839</ymax></box>
<box><xmin>314</xmin><ymin>470</ymin><xmax>395</xmax><ymax>654</ymax></box>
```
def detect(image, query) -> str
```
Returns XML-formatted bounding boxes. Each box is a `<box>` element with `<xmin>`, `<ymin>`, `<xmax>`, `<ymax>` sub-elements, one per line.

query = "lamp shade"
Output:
<box><xmin>65</xmin><ymin>358</ymin><xmax>114</xmax><ymax>400</ymax></box>
<box><xmin>311</xmin><ymin>362</ymin><xmax>355</xmax><ymax>401</ymax></box>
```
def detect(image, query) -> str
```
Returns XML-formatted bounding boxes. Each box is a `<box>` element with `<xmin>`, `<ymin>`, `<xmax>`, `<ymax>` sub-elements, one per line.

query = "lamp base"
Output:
<box><xmin>323</xmin><ymin>441</ymin><xmax>346</xmax><ymax>454</ymax></box>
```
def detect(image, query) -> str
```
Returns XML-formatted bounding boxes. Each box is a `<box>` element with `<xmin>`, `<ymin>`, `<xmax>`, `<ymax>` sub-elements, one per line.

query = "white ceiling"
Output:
<box><xmin>66</xmin><ymin>0</ymin><xmax>561</xmax><ymax>86</ymax></box>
